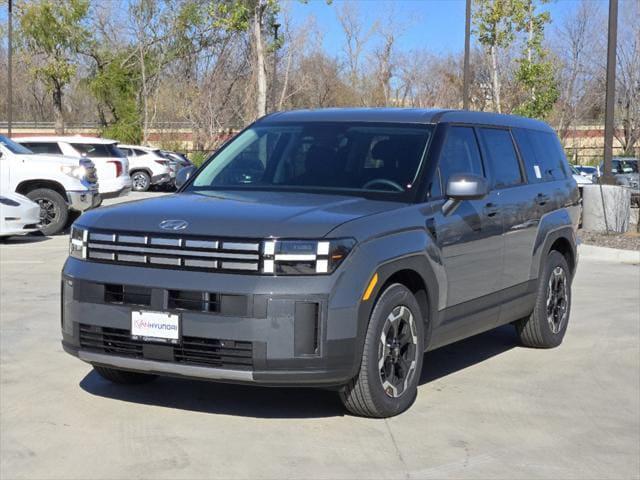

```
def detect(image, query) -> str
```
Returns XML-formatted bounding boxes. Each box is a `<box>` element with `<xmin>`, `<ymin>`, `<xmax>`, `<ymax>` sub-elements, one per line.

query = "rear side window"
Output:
<box><xmin>71</xmin><ymin>143</ymin><xmax>124</xmax><ymax>158</ymax></box>
<box><xmin>133</xmin><ymin>149</ymin><xmax>147</xmax><ymax>156</ymax></box>
<box><xmin>477</xmin><ymin>128</ymin><xmax>523</xmax><ymax>188</ymax></box>
<box><xmin>20</xmin><ymin>142</ymin><xmax>62</xmax><ymax>155</ymax></box>
<box><xmin>435</xmin><ymin>126</ymin><xmax>484</xmax><ymax>196</ymax></box>
<box><xmin>513</xmin><ymin>129</ymin><xmax>568</xmax><ymax>182</ymax></box>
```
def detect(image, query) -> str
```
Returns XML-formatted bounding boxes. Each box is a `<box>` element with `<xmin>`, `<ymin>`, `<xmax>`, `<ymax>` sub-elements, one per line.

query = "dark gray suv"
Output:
<box><xmin>62</xmin><ymin>109</ymin><xmax>580</xmax><ymax>417</ymax></box>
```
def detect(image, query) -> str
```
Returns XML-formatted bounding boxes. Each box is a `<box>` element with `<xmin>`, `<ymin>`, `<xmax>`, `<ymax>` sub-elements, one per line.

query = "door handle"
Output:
<box><xmin>484</xmin><ymin>202</ymin><xmax>499</xmax><ymax>217</ymax></box>
<box><xmin>536</xmin><ymin>193</ymin><xmax>550</xmax><ymax>206</ymax></box>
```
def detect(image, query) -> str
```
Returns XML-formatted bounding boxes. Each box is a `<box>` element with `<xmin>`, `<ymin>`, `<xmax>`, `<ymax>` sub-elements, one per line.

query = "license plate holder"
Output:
<box><xmin>131</xmin><ymin>310</ymin><xmax>180</xmax><ymax>344</ymax></box>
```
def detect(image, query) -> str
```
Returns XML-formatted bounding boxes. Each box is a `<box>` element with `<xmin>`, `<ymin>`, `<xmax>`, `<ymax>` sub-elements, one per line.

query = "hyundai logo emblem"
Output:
<box><xmin>159</xmin><ymin>219</ymin><xmax>189</xmax><ymax>231</ymax></box>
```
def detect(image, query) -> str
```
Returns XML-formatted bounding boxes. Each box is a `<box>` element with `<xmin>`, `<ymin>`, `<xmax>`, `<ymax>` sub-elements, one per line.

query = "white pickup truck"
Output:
<box><xmin>0</xmin><ymin>135</ymin><xmax>100</xmax><ymax>235</ymax></box>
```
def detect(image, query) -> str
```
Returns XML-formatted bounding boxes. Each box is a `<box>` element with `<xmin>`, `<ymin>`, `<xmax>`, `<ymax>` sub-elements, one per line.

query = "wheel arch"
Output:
<box><xmin>358</xmin><ymin>255</ymin><xmax>440</xmax><ymax>354</ymax></box>
<box><xmin>16</xmin><ymin>180</ymin><xmax>68</xmax><ymax>201</ymax></box>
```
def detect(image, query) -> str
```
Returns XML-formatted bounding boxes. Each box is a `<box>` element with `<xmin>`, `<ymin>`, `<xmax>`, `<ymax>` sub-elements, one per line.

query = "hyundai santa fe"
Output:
<box><xmin>62</xmin><ymin>109</ymin><xmax>579</xmax><ymax>417</ymax></box>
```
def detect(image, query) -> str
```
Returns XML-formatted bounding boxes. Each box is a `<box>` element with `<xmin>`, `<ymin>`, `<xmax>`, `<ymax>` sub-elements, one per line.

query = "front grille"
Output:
<box><xmin>168</xmin><ymin>290</ymin><xmax>219</xmax><ymax>313</ymax></box>
<box><xmin>80</xmin><ymin>324</ymin><xmax>143</xmax><ymax>358</ymax></box>
<box><xmin>85</xmin><ymin>230</ymin><xmax>261</xmax><ymax>273</ymax></box>
<box><xmin>175</xmin><ymin>337</ymin><xmax>253</xmax><ymax>369</ymax></box>
<box><xmin>105</xmin><ymin>284</ymin><xmax>152</xmax><ymax>306</ymax></box>
<box><xmin>79</xmin><ymin>324</ymin><xmax>253</xmax><ymax>370</ymax></box>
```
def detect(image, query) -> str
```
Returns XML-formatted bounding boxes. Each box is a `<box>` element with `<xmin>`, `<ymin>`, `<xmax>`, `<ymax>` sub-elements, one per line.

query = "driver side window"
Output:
<box><xmin>432</xmin><ymin>126</ymin><xmax>484</xmax><ymax>197</ymax></box>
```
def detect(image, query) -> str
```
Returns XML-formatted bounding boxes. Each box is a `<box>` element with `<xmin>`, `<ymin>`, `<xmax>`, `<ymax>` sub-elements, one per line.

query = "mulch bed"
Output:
<box><xmin>579</xmin><ymin>228</ymin><xmax>640</xmax><ymax>251</ymax></box>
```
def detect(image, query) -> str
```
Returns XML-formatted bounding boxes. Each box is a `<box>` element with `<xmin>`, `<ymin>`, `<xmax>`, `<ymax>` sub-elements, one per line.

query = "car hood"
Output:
<box><xmin>77</xmin><ymin>191</ymin><xmax>406</xmax><ymax>238</ymax></box>
<box><xmin>18</xmin><ymin>153</ymin><xmax>85</xmax><ymax>167</ymax></box>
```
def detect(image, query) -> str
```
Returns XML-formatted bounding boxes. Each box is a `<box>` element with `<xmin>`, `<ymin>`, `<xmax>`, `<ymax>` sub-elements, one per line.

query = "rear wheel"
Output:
<box><xmin>131</xmin><ymin>171</ymin><xmax>151</xmax><ymax>192</ymax></box>
<box><xmin>516</xmin><ymin>251</ymin><xmax>572</xmax><ymax>348</ymax></box>
<box><xmin>93</xmin><ymin>365</ymin><xmax>158</xmax><ymax>384</ymax></box>
<box><xmin>340</xmin><ymin>284</ymin><xmax>425</xmax><ymax>418</ymax></box>
<box><xmin>26</xmin><ymin>188</ymin><xmax>68</xmax><ymax>236</ymax></box>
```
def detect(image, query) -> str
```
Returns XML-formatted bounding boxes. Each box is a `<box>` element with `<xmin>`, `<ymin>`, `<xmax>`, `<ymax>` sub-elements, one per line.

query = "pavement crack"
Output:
<box><xmin>384</xmin><ymin>418</ymin><xmax>411</xmax><ymax>479</ymax></box>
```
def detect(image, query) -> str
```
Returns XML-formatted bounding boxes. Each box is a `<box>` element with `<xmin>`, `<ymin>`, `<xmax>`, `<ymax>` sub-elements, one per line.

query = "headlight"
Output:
<box><xmin>261</xmin><ymin>238</ymin><xmax>355</xmax><ymax>275</ymax></box>
<box><xmin>69</xmin><ymin>226</ymin><xmax>88</xmax><ymax>259</ymax></box>
<box><xmin>61</xmin><ymin>165</ymin><xmax>87</xmax><ymax>180</ymax></box>
<box><xmin>0</xmin><ymin>196</ymin><xmax>20</xmax><ymax>207</ymax></box>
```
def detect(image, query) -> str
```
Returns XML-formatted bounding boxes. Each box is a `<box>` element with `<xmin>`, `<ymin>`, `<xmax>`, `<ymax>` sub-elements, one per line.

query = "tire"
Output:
<box><xmin>26</xmin><ymin>188</ymin><xmax>69</xmax><ymax>236</ymax></box>
<box><xmin>131</xmin><ymin>171</ymin><xmax>151</xmax><ymax>192</ymax></box>
<box><xmin>516</xmin><ymin>251</ymin><xmax>572</xmax><ymax>348</ymax></box>
<box><xmin>340</xmin><ymin>284</ymin><xmax>425</xmax><ymax>418</ymax></box>
<box><xmin>93</xmin><ymin>365</ymin><xmax>158</xmax><ymax>384</ymax></box>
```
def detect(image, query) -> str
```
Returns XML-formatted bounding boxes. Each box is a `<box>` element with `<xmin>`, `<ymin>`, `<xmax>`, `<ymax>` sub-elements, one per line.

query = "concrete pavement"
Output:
<box><xmin>1</xmin><ymin>192</ymin><xmax>639</xmax><ymax>479</ymax></box>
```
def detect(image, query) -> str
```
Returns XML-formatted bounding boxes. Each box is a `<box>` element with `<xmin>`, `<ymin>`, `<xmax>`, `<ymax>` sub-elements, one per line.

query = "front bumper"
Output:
<box><xmin>67</xmin><ymin>190</ymin><xmax>100</xmax><ymax>212</ymax></box>
<box><xmin>61</xmin><ymin>259</ymin><xmax>360</xmax><ymax>386</ymax></box>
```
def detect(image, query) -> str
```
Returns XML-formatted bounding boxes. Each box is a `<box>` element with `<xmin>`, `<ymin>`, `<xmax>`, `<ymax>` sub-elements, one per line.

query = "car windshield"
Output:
<box><xmin>612</xmin><ymin>159</ymin><xmax>638</xmax><ymax>174</ymax></box>
<box><xmin>0</xmin><ymin>135</ymin><xmax>33</xmax><ymax>155</ymax></box>
<box><xmin>187</xmin><ymin>122</ymin><xmax>433</xmax><ymax>197</ymax></box>
<box><xmin>72</xmin><ymin>142</ymin><xmax>125</xmax><ymax>158</ymax></box>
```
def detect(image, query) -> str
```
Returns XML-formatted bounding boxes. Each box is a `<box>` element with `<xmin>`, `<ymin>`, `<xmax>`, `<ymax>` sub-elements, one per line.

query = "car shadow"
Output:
<box><xmin>79</xmin><ymin>325</ymin><xmax>519</xmax><ymax>419</ymax></box>
<box><xmin>419</xmin><ymin>324</ymin><xmax>518</xmax><ymax>384</ymax></box>
<box><xmin>1</xmin><ymin>232</ymin><xmax>50</xmax><ymax>244</ymax></box>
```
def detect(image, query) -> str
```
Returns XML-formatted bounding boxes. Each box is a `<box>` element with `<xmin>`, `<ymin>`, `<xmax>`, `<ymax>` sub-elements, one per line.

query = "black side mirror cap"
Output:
<box><xmin>175</xmin><ymin>165</ymin><xmax>196</xmax><ymax>189</ymax></box>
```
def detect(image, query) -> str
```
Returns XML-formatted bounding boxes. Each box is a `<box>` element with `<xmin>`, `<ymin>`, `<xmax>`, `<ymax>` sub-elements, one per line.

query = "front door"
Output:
<box><xmin>429</xmin><ymin>125</ymin><xmax>504</xmax><ymax>330</ymax></box>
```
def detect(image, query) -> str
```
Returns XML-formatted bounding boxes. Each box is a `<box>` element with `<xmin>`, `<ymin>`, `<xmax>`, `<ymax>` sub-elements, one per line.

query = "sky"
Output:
<box><xmin>285</xmin><ymin>0</ymin><xmax>587</xmax><ymax>56</ymax></box>
<box><xmin>0</xmin><ymin>0</ymin><xmax>595</xmax><ymax>53</ymax></box>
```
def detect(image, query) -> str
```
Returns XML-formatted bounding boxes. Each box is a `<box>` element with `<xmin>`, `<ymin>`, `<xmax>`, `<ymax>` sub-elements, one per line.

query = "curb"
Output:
<box><xmin>579</xmin><ymin>243</ymin><xmax>640</xmax><ymax>264</ymax></box>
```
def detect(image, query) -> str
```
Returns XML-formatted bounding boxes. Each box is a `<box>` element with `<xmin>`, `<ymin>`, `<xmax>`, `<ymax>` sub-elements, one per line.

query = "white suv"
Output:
<box><xmin>1</xmin><ymin>135</ymin><xmax>99</xmax><ymax>235</ymax></box>
<box><xmin>17</xmin><ymin>136</ymin><xmax>131</xmax><ymax>199</ymax></box>
<box><xmin>117</xmin><ymin>145</ymin><xmax>173</xmax><ymax>191</ymax></box>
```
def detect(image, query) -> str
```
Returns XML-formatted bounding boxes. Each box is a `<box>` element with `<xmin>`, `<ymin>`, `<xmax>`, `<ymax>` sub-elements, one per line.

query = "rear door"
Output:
<box><xmin>476</xmin><ymin>127</ymin><xmax>538</xmax><ymax>293</ymax></box>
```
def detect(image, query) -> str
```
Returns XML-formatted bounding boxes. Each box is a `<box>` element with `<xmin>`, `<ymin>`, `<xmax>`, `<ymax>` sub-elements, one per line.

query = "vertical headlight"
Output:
<box><xmin>69</xmin><ymin>226</ymin><xmax>88</xmax><ymax>259</ymax></box>
<box><xmin>262</xmin><ymin>238</ymin><xmax>355</xmax><ymax>275</ymax></box>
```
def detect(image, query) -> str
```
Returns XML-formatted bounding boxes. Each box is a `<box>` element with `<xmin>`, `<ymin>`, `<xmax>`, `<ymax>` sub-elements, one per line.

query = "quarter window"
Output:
<box><xmin>478</xmin><ymin>128</ymin><xmax>523</xmax><ymax>188</ymax></box>
<box><xmin>513</xmin><ymin>129</ymin><xmax>568</xmax><ymax>182</ymax></box>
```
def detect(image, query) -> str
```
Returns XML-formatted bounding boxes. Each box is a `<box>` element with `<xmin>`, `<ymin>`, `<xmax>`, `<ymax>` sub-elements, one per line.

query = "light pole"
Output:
<box><xmin>271</xmin><ymin>22</ymin><xmax>280</xmax><ymax>113</ymax></box>
<box><xmin>7</xmin><ymin>0</ymin><xmax>13</xmax><ymax>137</ymax></box>
<box><xmin>602</xmin><ymin>0</ymin><xmax>618</xmax><ymax>184</ymax></box>
<box><xmin>463</xmin><ymin>0</ymin><xmax>471</xmax><ymax>110</ymax></box>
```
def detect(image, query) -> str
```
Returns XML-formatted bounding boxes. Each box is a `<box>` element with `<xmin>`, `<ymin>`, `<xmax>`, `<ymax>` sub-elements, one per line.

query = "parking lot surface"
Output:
<box><xmin>1</xmin><ymin>192</ymin><xmax>639</xmax><ymax>479</ymax></box>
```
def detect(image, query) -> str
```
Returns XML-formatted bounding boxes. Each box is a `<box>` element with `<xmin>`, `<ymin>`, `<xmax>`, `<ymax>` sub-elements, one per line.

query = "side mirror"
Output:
<box><xmin>442</xmin><ymin>173</ymin><xmax>489</xmax><ymax>216</ymax></box>
<box><xmin>175</xmin><ymin>165</ymin><xmax>196</xmax><ymax>189</ymax></box>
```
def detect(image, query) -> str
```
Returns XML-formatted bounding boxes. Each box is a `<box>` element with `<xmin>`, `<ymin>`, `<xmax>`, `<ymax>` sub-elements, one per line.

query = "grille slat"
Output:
<box><xmin>79</xmin><ymin>325</ymin><xmax>253</xmax><ymax>370</ymax></box>
<box><xmin>86</xmin><ymin>230</ymin><xmax>261</xmax><ymax>273</ymax></box>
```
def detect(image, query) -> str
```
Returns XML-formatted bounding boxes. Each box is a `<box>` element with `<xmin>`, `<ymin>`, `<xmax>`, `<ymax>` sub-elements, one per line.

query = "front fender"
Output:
<box><xmin>328</xmin><ymin>228</ymin><xmax>444</xmax><ymax>377</ymax></box>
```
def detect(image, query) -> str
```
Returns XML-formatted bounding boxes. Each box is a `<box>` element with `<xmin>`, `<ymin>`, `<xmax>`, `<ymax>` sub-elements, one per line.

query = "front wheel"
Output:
<box><xmin>516</xmin><ymin>251</ymin><xmax>572</xmax><ymax>348</ymax></box>
<box><xmin>340</xmin><ymin>284</ymin><xmax>425</xmax><ymax>418</ymax></box>
<box><xmin>26</xmin><ymin>188</ymin><xmax>69</xmax><ymax>236</ymax></box>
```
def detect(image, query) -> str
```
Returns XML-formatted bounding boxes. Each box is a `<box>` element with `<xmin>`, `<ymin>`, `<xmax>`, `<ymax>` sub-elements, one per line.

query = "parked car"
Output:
<box><xmin>1</xmin><ymin>135</ymin><xmax>99</xmax><ymax>235</ymax></box>
<box><xmin>16</xmin><ymin>136</ymin><xmax>131</xmax><ymax>200</ymax></box>
<box><xmin>161</xmin><ymin>150</ymin><xmax>193</xmax><ymax>168</ymax></box>
<box><xmin>118</xmin><ymin>145</ymin><xmax>173</xmax><ymax>192</ymax></box>
<box><xmin>61</xmin><ymin>109</ymin><xmax>580</xmax><ymax>418</ymax></box>
<box><xmin>0</xmin><ymin>191</ymin><xmax>41</xmax><ymax>239</ymax></box>
<box><xmin>572</xmin><ymin>164</ymin><xmax>597</xmax><ymax>179</ymax></box>
<box><xmin>598</xmin><ymin>157</ymin><xmax>639</xmax><ymax>206</ymax></box>
<box><xmin>570</xmin><ymin>165</ymin><xmax>593</xmax><ymax>189</ymax></box>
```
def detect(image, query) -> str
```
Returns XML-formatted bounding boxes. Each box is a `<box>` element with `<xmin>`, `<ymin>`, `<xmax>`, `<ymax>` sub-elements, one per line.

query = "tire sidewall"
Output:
<box><xmin>535</xmin><ymin>251</ymin><xmax>572</xmax><ymax>346</ymax></box>
<box><xmin>363</xmin><ymin>284</ymin><xmax>425</xmax><ymax>416</ymax></box>
<box><xmin>26</xmin><ymin>188</ymin><xmax>68</xmax><ymax>236</ymax></box>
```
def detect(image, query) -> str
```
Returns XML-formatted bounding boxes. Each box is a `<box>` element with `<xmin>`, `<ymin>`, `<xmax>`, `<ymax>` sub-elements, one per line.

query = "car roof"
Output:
<box><xmin>16</xmin><ymin>135</ymin><xmax>118</xmax><ymax>145</ymax></box>
<box><xmin>260</xmin><ymin>108</ymin><xmax>553</xmax><ymax>132</ymax></box>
